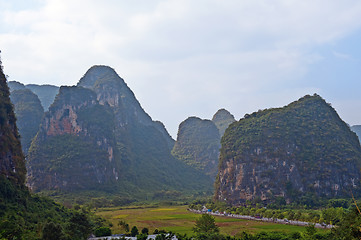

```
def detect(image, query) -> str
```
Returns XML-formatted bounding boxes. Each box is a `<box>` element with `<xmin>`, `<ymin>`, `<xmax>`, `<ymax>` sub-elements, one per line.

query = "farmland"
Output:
<box><xmin>95</xmin><ymin>205</ymin><xmax>326</xmax><ymax>237</ymax></box>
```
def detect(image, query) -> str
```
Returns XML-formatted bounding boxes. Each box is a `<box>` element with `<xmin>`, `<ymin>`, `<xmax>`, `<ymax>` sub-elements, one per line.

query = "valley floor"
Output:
<box><xmin>95</xmin><ymin>205</ymin><xmax>326</xmax><ymax>237</ymax></box>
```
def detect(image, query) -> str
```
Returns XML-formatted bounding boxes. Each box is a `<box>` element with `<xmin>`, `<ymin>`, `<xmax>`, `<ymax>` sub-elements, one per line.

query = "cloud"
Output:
<box><xmin>1</xmin><ymin>0</ymin><xmax>361</xmax><ymax>136</ymax></box>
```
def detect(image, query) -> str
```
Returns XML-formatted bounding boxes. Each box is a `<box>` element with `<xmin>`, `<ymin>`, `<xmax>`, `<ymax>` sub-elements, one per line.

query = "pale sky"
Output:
<box><xmin>1</xmin><ymin>0</ymin><xmax>361</xmax><ymax>138</ymax></box>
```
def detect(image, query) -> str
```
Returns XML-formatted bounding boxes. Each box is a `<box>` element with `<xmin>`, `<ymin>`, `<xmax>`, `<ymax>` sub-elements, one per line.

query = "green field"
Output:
<box><xmin>95</xmin><ymin>205</ymin><xmax>324</xmax><ymax>237</ymax></box>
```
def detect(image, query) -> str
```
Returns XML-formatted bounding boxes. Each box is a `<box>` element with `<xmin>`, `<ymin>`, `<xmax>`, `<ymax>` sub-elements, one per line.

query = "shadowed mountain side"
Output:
<box><xmin>10</xmin><ymin>89</ymin><xmax>44</xmax><ymax>154</ymax></box>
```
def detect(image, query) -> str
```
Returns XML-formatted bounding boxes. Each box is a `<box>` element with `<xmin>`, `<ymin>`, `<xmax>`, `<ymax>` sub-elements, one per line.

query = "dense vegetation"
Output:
<box><xmin>10</xmin><ymin>89</ymin><xmax>44</xmax><ymax>154</ymax></box>
<box><xmin>0</xmin><ymin>176</ymin><xmax>107</xmax><ymax>239</ymax></box>
<box><xmin>216</xmin><ymin>94</ymin><xmax>361</xmax><ymax>204</ymax></box>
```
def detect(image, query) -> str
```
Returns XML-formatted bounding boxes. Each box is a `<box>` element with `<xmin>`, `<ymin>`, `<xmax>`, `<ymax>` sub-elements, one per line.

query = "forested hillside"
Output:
<box><xmin>216</xmin><ymin>94</ymin><xmax>361</xmax><ymax>205</ymax></box>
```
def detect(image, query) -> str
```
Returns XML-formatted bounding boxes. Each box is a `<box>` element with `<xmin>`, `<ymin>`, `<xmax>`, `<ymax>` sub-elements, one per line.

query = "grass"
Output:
<box><xmin>95</xmin><ymin>205</ymin><xmax>327</xmax><ymax>237</ymax></box>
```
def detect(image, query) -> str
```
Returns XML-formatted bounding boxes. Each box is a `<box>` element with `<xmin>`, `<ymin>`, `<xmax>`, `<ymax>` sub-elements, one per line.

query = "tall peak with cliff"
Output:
<box><xmin>27</xmin><ymin>65</ymin><xmax>208</xmax><ymax>195</ymax></box>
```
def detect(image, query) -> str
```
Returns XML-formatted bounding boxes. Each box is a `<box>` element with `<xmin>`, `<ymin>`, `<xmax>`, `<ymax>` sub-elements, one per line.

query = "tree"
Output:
<box><xmin>155</xmin><ymin>233</ymin><xmax>166</xmax><ymax>240</ymax></box>
<box><xmin>141</xmin><ymin>227</ymin><xmax>149</xmax><ymax>235</ymax></box>
<box><xmin>118</xmin><ymin>220</ymin><xmax>130</xmax><ymax>233</ymax></box>
<box><xmin>136</xmin><ymin>233</ymin><xmax>148</xmax><ymax>240</ymax></box>
<box><xmin>305</xmin><ymin>224</ymin><xmax>317</xmax><ymax>238</ymax></box>
<box><xmin>66</xmin><ymin>212</ymin><xmax>92</xmax><ymax>240</ymax></box>
<box><xmin>131</xmin><ymin>226</ymin><xmax>139</xmax><ymax>237</ymax></box>
<box><xmin>94</xmin><ymin>227</ymin><xmax>111</xmax><ymax>237</ymax></box>
<box><xmin>193</xmin><ymin>214</ymin><xmax>219</xmax><ymax>234</ymax></box>
<box><xmin>42</xmin><ymin>221</ymin><xmax>66</xmax><ymax>240</ymax></box>
<box><xmin>332</xmin><ymin>207</ymin><xmax>361</xmax><ymax>239</ymax></box>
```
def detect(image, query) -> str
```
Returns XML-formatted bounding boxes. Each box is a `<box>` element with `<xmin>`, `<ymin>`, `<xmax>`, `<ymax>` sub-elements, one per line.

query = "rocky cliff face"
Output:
<box><xmin>10</xmin><ymin>89</ymin><xmax>44</xmax><ymax>154</ymax></box>
<box><xmin>0</xmin><ymin>63</ymin><xmax>26</xmax><ymax>185</ymax></box>
<box><xmin>172</xmin><ymin>117</ymin><xmax>220</xmax><ymax>178</ymax></box>
<box><xmin>27</xmin><ymin>86</ymin><xmax>120</xmax><ymax>191</ymax></box>
<box><xmin>215</xmin><ymin>94</ymin><xmax>361</xmax><ymax>205</ymax></box>
<box><xmin>212</xmin><ymin>109</ymin><xmax>236</xmax><ymax>137</ymax></box>
<box><xmin>27</xmin><ymin>65</ymin><xmax>210</xmax><ymax>194</ymax></box>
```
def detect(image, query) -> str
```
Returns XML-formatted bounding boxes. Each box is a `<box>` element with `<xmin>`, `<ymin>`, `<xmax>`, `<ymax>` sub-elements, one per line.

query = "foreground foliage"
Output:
<box><xmin>0</xmin><ymin>176</ymin><xmax>106</xmax><ymax>239</ymax></box>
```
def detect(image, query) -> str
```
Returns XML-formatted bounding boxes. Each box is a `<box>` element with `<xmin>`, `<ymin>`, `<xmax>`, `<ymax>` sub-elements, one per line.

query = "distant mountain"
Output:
<box><xmin>27</xmin><ymin>65</ymin><xmax>211</xmax><ymax>196</ymax></box>
<box><xmin>351</xmin><ymin>125</ymin><xmax>361</xmax><ymax>142</ymax></box>
<box><xmin>8</xmin><ymin>81</ymin><xmax>59</xmax><ymax>111</ymax></box>
<box><xmin>10</xmin><ymin>89</ymin><xmax>44</xmax><ymax>154</ymax></box>
<box><xmin>171</xmin><ymin>109</ymin><xmax>235</xmax><ymax>179</ymax></box>
<box><xmin>212</xmin><ymin>109</ymin><xmax>236</xmax><ymax>137</ymax></box>
<box><xmin>215</xmin><ymin>94</ymin><xmax>361</xmax><ymax>205</ymax></box>
<box><xmin>24</xmin><ymin>84</ymin><xmax>59</xmax><ymax>111</ymax></box>
<box><xmin>7</xmin><ymin>80</ymin><xmax>26</xmax><ymax>91</ymax></box>
<box><xmin>172</xmin><ymin>117</ymin><xmax>221</xmax><ymax>178</ymax></box>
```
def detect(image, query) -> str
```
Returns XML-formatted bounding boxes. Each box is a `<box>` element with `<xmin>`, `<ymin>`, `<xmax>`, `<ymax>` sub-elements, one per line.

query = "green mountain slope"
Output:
<box><xmin>215</xmin><ymin>94</ymin><xmax>361</xmax><ymax>205</ymax></box>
